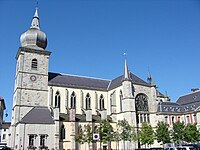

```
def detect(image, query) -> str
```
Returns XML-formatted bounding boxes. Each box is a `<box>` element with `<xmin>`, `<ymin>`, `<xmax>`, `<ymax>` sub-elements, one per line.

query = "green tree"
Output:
<box><xmin>183</xmin><ymin>123</ymin><xmax>200</xmax><ymax>143</ymax></box>
<box><xmin>130</xmin><ymin>126</ymin><xmax>139</xmax><ymax>148</ymax></box>
<box><xmin>139</xmin><ymin>122</ymin><xmax>154</xmax><ymax>148</ymax></box>
<box><xmin>75</xmin><ymin>125</ymin><xmax>86</xmax><ymax>145</ymax></box>
<box><xmin>84</xmin><ymin>124</ymin><xmax>94</xmax><ymax>150</ymax></box>
<box><xmin>117</xmin><ymin>119</ymin><xmax>132</xmax><ymax>150</ymax></box>
<box><xmin>155</xmin><ymin>121</ymin><xmax>171</xmax><ymax>148</ymax></box>
<box><xmin>171</xmin><ymin>121</ymin><xmax>185</xmax><ymax>145</ymax></box>
<box><xmin>98</xmin><ymin>119</ymin><xmax>114</xmax><ymax>149</ymax></box>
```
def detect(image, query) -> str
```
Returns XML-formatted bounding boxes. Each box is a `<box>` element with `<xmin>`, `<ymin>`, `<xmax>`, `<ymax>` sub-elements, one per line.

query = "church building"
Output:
<box><xmin>9</xmin><ymin>7</ymin><xmax>200</xmax><ymax>150</ymax></box>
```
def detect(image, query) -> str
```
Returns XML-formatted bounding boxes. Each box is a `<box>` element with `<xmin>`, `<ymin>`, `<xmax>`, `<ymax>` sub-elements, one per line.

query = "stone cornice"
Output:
<box><xmin>16</xmin><ymin>47</ymin><xmax>51</xmax><ymax>59</ymax></box>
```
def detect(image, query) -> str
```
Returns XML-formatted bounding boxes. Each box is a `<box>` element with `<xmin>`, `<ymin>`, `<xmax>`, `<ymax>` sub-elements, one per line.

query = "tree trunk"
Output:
<box><xmin>118</xmin><ymin>141</ymin><xmax>119</xmax><ymax>150</ymax></box>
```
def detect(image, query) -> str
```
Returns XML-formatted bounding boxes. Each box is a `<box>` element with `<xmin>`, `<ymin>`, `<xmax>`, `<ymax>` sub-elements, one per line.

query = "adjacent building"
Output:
<box><xmin>0</xmin><ymin>122</ymin><xmax>11</xmax><ymax>148</ymax></box>
<box><xmin>0</xmin><ymin>97</ymin><xmax>6</xmax><ymax>129</ymax></box>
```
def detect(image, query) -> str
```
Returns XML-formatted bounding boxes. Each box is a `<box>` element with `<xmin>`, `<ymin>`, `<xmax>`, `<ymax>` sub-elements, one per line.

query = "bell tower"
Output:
<box><xmin>11</xmin><ymin>7</ymin><xmax>51</xmax><ymax>148</ymax></box>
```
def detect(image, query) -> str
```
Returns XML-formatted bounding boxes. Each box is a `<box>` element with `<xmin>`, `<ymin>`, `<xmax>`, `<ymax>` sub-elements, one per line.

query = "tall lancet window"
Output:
<box><xmin>55</xmin><ymin>91</ymin><xmax>61</xmax><ymax>110</ymax></box>
<box><xmin>70</xmin><ymin>91</ymin><xmax>76</xmax><ymax>109</ymax></box>
<box><xmin>60</xmin><ymin>124</ymin><xmax>66</xmax><ymax>140</ymax></box>
<box><xmin>31</xmin><ymin>58</ymin><xmax>38</xmax><ymax>70</ymax></box>
<box><xmin>99</xmin><ymin>94</ymin><xmax>105</xmax><ymax>110</ymax></box>
<box><xmin>120</xmin><ymin>90</ymin><xmax>123</xmax><ymax>112</ymax></box>
<box><xmin>85</xmin><ymin>93</ymin><xmax>91</xmax><ymax>110</ymax></box>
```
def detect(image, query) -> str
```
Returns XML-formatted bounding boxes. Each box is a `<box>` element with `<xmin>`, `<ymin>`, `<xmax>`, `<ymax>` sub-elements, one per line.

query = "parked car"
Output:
<box><xmin>165</xmin><ymin>146</ymin><xmax>197</xmax><ymax>150</ymax></box>
<box><xmin>165</xmin><ymin>147</ymin><xmax>187</xmax><ymax>150</ymax></box>
<box><xmin>181</xmin><ymin>144</ymin><xmax>200</xmax><ymax>150</ymax></box>
<box><xmin>181</xmin><ymin>145</ymin><xmax>197</xmax><ymax>150</ymax></box>
<box><xmin>1</xmin><ymin>147</ymin><xmax>11</xmax><ymax>150</ymax></box>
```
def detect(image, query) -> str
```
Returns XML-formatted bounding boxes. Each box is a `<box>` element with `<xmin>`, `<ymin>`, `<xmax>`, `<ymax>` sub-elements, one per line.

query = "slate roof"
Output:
<box><xmin>108</xmin><ymin>72</ymin><xmax>149</xmax><ymax>90</ymax></box>
<box><xmin>20</xmin><ymin>107</ymin><xmax>54</xmax><ymax>124</ymax></box>
<box><xmin>158</xmin><ymin>90</ymin><xmax>200</xmax><ymax>114</ymax></box>
<box><xmin>158</xmin><ymin>102</ymin><xmax>182</xmax><ymax>113</ymax></box>
<box><xmin>48</xmin><ymin>72</ymin><xmax>110</xmax><ymax>91</ymax></box>
<box><xmin>156</xmin><ymin>90</ymin><xmax>165</xmax><ymax>97</ymax></box>
<box><xmin>2</xmin><ymin>122</ymin><xmax>11</xmax><ymax>129</ymax></box>
<box><xmin>48</xmin><ymin>72</ymin><xmax>150</xmax><ymax>91</ymax></box>
<box><xmin>177</xmin><ymin>91</ymin><xmax>200</xmax><ymax>105</ymax></box>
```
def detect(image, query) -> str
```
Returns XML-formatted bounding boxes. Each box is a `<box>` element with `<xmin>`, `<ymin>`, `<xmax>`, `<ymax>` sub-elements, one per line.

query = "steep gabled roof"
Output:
<box><xmin>48</xmin><ymin>72</ymin><xmax>110</xmax><ymax>91</ymax></box>
<box><xmin>48</xmin><ymin>71</ymin><xmax>150</xmax><ymax>91</ymax></box>
<box><xmin>2</xmin><ymin>122</ymin><xmax>11</xmax><ymax>129</ymax></box>
<box><xmin>108</xmin><ymin>72</ymin><xmax>150</xmax><ymax>90</ymax></box>
<box><xmin>20</xmin><ymin>107</ymin><xmax>54</xmax><ymax>124</ymax></box>
<box><xmin>176</xmin><ymin>91</ymin><xmax>200</xmax><ymax>105</ymax></box>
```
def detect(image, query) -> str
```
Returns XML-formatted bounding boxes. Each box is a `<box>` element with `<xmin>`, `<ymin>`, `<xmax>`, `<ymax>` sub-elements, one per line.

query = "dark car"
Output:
<box><xmin>182</xmin><ymin>144</ymin><xmax>200</xmax><ymax>150</ymax></box>
<box><xmin>1</xmin><ymin>147</ymin><xmax>11</xmax><ymax>150</ymax></box>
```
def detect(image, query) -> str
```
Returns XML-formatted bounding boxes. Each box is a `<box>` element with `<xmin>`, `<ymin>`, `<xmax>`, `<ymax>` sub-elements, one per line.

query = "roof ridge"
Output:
<box><xmin>59</xmin><ymin>72</ymin><xmax>111</xmax><ymax>81</ymax></box>
<box><xmin>178</xmin><ymin>90</ymin><xmax>200</xmax><ymax>98</ymax></box>
<box><xmin>107</xmin><ymin>80</ymin><xmax>112</xmax><ymax>90</ymax></box>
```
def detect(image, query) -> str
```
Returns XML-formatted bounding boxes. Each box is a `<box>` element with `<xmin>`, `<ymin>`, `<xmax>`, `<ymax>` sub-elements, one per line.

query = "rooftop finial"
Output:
<box><xmin>124</xmin><ymin>52</ymin><xmax>127</xmax><ymax>58</ymax></box>
<box><xmin>36</xmin><ymin>0</ymin><xmax>39</xmax><ymax>9</ymax></box>
<box><xmin>30</xmin><ymin>2</ymin><xmax>40</xmax><ymax>29</ymax></box>
<box><xmin>20</xmin><ymin>1</ymin><xmax>47</xmax><ymax>50</ymax></box>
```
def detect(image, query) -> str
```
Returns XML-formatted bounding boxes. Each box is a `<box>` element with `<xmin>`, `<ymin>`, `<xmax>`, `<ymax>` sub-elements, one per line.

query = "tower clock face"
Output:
<box><xmin>30</xmin><ymin>75</ymin><xmax>36</xmax><ymax>81</ymax></box>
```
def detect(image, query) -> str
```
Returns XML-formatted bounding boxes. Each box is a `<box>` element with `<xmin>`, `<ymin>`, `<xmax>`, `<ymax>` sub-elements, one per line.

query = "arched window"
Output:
<box><xmin>70</xmin><ymin>91</ymin><xmax>76</xmax><ymax>109</ymax></box>
<box><xmin>119</xmin><ymin>90</ymin><xmax>123</xmax><ymax>112</ymax></box>
<box><xmin>85</xmin><ymin>93</ymin><xmax>91</xmax><ymax>110</ymax></box>
<box><xmin>60</xmin><ymin>124</ymin><xmax>65</xmax><ymax>140</ymax></box>
<box><xmin>110</xmin><ymin>91</ymin><xmax>116</xmax><ymax>113</ymax></box>
<box><xmin>55</xmin><ymin>91</ymin><xmax>61</xmax><ymax>110</ymax></box>
<box><xmin>31</xmin><ymin>58</ymin><xmax>38</xmax><ymax>70</ymax></box>
<box><xmin>99</xmin><ymin>94</ymin><xmax>104</xmax><ymax>110</ymax></box>
<box><xmin>135</xmin><ymin>93</ymin><xmax>148</xmax><ymax>111</ymax></box>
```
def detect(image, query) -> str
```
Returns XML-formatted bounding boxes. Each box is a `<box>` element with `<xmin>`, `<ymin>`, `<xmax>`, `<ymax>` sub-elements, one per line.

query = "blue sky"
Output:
<box><xmin>1</xmin><ymin>0</ymin><xmax>200</xmax><ymax>121</ymax></box>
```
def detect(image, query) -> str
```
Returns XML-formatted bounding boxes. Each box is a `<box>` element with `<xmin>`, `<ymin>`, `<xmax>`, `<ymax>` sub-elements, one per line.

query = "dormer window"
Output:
<box><xmin>31</xmin><ymin>59</ymin><xmax>38</xmax><ymax>70</ymax></box>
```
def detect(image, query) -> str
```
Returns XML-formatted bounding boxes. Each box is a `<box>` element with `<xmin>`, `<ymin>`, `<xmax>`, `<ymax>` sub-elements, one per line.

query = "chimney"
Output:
<box><xmin>191</xmin><ymin>88</ymin><xmax>199</xmax><ymax>92</ymax></box>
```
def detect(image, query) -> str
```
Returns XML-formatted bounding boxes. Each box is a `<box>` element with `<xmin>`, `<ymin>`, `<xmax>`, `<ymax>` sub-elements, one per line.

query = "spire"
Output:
<box><xmin>147</xmin><ymin>67</ymin><xmax>155</xmax><ymax>86</ymax></box>
<box><xmin>123</xmin><ymin>59</ymin><xmax>131</xmax><ymax>80</ymax></box>
<box><xmin>30</xmin><ymin>7</ymin><xmax>40</xmax><ymax>29</ymax></box>
<box><xmin>147</xmin><ymin>68</ymin><xmax>152</xmax><ymax>83</ymax></box>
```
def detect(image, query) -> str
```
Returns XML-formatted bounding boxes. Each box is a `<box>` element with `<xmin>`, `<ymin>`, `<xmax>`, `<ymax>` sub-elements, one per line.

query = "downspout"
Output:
<box><xmin>23</xmin><ymin>123</ymin><xmax>26</xmax><ymax>150</ymax></box>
